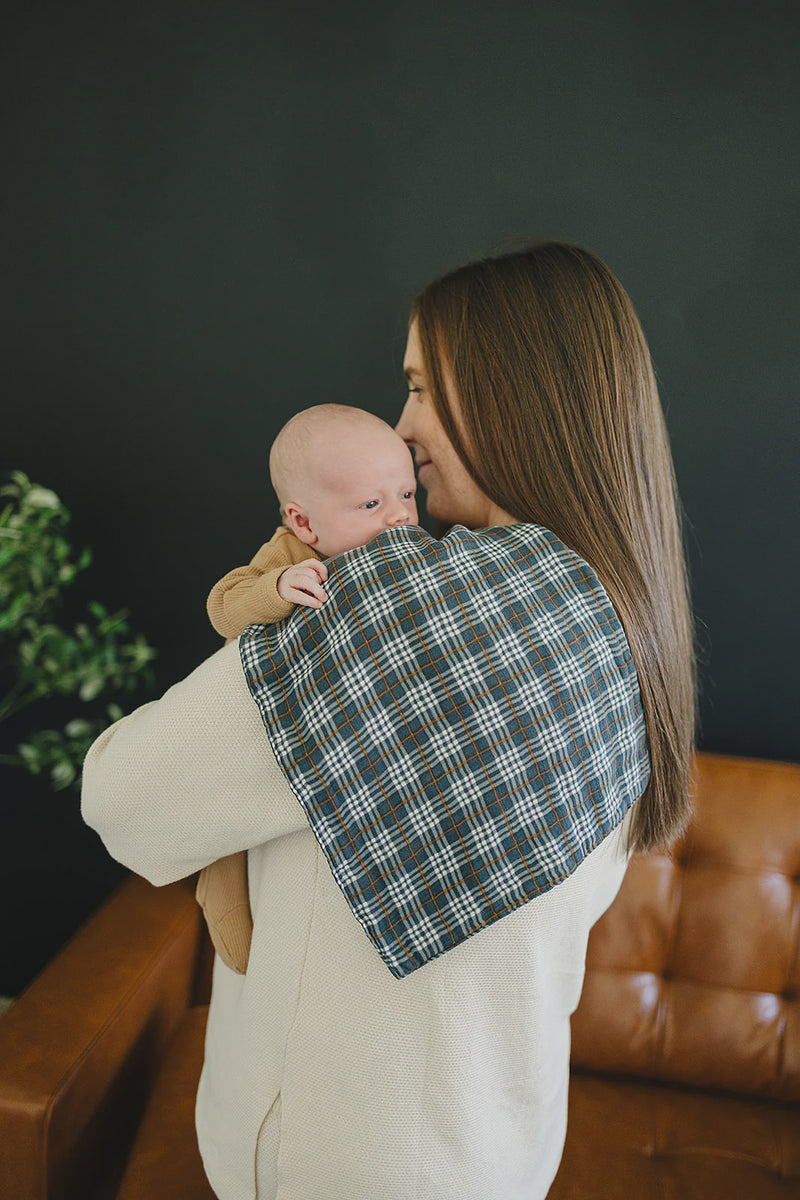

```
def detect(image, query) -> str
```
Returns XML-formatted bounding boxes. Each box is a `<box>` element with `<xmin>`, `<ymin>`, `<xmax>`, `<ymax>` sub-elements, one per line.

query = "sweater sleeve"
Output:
<box><xmin>81</xmin><ymin>640</ymin><xmax>307</xmax><ymax>886</ymax></box>
<box><xmin>206</xmin><ymin>527</ymin><xmax>320</xmax><ymax>639</ymax></box>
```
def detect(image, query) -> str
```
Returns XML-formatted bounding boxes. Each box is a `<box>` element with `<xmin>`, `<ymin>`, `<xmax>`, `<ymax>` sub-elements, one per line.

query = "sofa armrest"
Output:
<box><xmin>0</xmin><ymin>874</ymin><xmax>202</xmax><ymax>1200</ymax></box>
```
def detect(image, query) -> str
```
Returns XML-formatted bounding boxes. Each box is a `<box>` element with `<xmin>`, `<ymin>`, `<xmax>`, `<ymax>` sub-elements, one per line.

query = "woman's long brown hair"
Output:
<box><xmin>412</xmin><ymin>242</ymin><xmax>697</xmax><ymax>852</ymax></box>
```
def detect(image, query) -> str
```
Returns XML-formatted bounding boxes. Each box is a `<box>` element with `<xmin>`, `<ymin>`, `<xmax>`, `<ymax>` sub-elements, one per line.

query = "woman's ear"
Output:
<box><xmin>283</xmin><ymin>501</ymin><xmax>319</xmax><ymax>547</ymax></box>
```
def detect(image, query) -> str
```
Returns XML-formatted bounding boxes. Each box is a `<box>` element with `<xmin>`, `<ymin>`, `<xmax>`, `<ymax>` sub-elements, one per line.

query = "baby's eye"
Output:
<box><xmin>402</xmin><ymin>490</ymin><xmax>414</xmax><ymax>500</ymax></box>
<box><xmin>362</xmin><ymin>499</ymin><xmax>379</xmax><ymax>510</ymax></box>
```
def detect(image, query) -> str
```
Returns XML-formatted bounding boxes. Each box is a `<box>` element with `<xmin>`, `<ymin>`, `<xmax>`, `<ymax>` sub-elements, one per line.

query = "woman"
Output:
<box><xmin>82</xmin><ymin>242</ymin><xmax>695</xmax><ymax>1200</ymax></box>
<box><xmin>398</xmin><ymin>243</ymin><xmax>695</xmax><ymax>853</ymax></box>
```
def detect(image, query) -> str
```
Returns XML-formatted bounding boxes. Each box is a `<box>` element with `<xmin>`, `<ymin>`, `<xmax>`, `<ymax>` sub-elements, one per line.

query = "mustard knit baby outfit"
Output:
<box><xmin>198</xmin><ymin>526</ymin><xmax>322</xmax><ymax>973</ymax></box>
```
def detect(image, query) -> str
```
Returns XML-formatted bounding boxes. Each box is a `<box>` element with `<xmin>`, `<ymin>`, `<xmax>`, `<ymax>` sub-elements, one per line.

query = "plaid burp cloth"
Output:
<box><xmin>240</xmin><ymin>523</ymin><xmax>650</xmax><ymax>978</ymax></box>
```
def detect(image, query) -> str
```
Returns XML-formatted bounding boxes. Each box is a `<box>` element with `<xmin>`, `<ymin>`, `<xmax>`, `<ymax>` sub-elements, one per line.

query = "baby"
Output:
<box><xmin>196</xmin><ymin>404</ymin><xmax>419</xmax><ymax>973</ymax></box>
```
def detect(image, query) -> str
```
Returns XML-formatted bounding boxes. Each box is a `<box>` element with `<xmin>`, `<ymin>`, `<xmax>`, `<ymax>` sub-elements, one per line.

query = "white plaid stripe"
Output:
<box><xmin>241</xmin><ymin>523</ymin><xmax>650</xmax><ymax>978</ymax></box>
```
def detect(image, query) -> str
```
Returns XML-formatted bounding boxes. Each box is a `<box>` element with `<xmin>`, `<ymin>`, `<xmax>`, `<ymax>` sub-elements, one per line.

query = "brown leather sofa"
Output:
<box><xmin>1</xmin><ymin>752</ymin><xmax>798</xmax><ymax>1200</ymax></box>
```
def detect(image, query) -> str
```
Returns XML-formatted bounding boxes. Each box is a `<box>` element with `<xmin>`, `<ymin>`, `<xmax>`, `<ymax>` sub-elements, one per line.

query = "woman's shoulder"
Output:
<box><xmin>331</xmin><ymin>521</ymin><xmax>587</xmax><ymax>588</ymax></box>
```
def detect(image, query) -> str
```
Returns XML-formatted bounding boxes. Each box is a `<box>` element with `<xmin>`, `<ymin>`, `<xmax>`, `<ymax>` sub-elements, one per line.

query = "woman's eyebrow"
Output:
<box><xmin>404</xmin><ymin>365</ymin><xmax>423</xmax><ymax>380</ymax></box>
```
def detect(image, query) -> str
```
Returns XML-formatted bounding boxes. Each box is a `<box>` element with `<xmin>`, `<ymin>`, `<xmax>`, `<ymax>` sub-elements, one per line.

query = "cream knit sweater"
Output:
<box><xmin>82</xmin><ymin>640</ymin><xmax>632</xmax><ymax>1200</ymax></box>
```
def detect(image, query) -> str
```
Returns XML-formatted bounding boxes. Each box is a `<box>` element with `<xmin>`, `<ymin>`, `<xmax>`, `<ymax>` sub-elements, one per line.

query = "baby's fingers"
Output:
<box><xmin>281</xmin><ymin>586</ymin><xmax>323</xmax><ymax>607</ymax></box>
<box><xmin>288</xmin><ymin>590</ymin><xmax>326</xmax><ymax>608</ymax></box>
<box><xmin>277</xmin><ymin>566</ymin><xmax>325</xmax><ymax>607</ymax></box>
<box><xmin>298</xmin><ymin>558</ymin><xmax>328</xmax><ymax>582</ymax></box>
<box><xmin>294</xmin><ymin>566</ymin><xmax>328</xmax><ymax>594</ymax></box>
<box><xmin>289</xmin><ymin>569</ymin><xmax>328</xmax><ymax>606</ymax></box>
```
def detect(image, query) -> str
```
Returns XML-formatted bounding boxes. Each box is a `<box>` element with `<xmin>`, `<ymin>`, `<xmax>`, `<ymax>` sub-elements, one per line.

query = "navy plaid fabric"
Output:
<box><xmin>240</xmin><ymin>523</ymin><xmax>650</xmax><ymax>979</ymax></box>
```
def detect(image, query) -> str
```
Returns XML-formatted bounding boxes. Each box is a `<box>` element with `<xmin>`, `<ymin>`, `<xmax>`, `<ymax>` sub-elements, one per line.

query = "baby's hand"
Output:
<box><xmin>277</xmin><ymin>560</ymin><xmax>329</xmax><ymax>608</ymax></box>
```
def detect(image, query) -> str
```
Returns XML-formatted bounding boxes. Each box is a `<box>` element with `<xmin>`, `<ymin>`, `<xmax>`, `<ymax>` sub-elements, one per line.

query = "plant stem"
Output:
<box><xmin>0</xmin><ymin>681</ymin><xmax>39</xmax><ymax>725</ymax></box>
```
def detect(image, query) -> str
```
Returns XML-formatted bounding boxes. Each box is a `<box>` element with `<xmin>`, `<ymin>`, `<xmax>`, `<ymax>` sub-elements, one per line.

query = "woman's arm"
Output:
<box><xmin>81</xmin><ymin>640</ymin><xmax>306</xmax><ymax>886</ymax></box>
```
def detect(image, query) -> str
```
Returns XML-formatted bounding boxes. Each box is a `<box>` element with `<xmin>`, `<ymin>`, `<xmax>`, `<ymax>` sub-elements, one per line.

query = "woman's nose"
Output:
<box><xmin>395</xmin><ymin>398</ymin><xmax>414</xmax><ymax>442</ymax></box>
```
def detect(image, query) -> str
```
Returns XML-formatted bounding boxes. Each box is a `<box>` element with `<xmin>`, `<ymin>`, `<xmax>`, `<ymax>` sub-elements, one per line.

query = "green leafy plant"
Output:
<box><xmin>0</xmin><ymin>471</ymin><xmax>156</xmax><ymax>791</ymax></box>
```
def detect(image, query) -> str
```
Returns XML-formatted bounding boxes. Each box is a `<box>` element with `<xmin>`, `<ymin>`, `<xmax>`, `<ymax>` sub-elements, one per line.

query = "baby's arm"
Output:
<box><xmin>207</xmin><ymin>526</ymin><xmax>326</xmax><ymax>639</ymax></box>
<box><xmin>201</xmin><ymin>529</ymin><xmax>326</xmax><ymax>975</ymax></box>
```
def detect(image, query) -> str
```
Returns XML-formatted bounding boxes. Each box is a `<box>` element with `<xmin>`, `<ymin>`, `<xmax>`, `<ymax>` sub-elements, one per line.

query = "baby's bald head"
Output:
<box><xmin>268</xmin><ymin>404</ymin><xmax>418</xmax><ymax>558</ymax></box>
<box><xmin>270</xmin><ymin>405</ymin><xmax>402</xmax><ymax>511</ymax></box>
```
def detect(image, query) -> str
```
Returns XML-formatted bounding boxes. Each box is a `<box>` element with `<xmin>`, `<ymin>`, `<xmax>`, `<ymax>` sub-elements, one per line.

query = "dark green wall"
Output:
<box><xmin>2</xmin><ymin>0</ymin><xmax>798</xmax><ymax>994</ymax></box>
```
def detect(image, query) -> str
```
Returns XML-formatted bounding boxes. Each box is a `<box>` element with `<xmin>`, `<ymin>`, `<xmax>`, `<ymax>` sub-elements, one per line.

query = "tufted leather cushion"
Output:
<box><xmin>548</xmin><ymin>1074</ymin><xmax>800</xmax><ymax>1199</ymax></box>
<box><xmin>570</xmin><ymin>753</ymin><xmax>800</xmax><ymax>1101</ymax></box>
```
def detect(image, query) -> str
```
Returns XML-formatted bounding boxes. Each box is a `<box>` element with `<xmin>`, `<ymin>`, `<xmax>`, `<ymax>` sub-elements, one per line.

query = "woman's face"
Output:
<box><xmin>396</xmin><ymin>319</ymin><xmax>500</xmax><ymax>529</ymax></box>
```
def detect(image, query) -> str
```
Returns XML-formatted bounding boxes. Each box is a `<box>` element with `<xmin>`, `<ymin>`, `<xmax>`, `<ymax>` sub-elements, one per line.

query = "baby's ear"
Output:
<box><xmin>284</xmin><ymin>502</ymin><xmax>318</xmax><ymax>547</ymax></box>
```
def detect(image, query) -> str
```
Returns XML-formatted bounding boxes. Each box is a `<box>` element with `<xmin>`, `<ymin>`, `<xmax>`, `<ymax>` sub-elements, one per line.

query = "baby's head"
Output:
<box><xmin>269</xmin><ymin>405</ymin><xmax>418</xmax><ymax>558</ymax></box>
